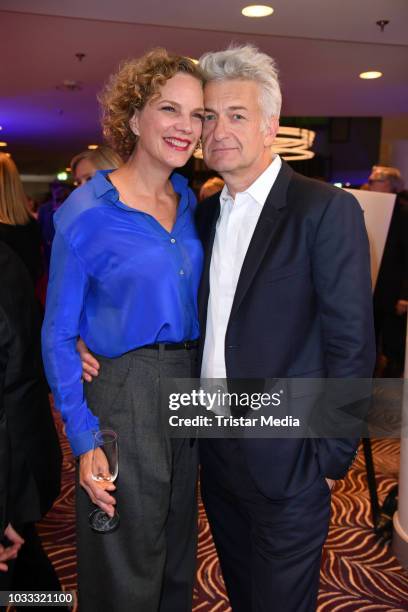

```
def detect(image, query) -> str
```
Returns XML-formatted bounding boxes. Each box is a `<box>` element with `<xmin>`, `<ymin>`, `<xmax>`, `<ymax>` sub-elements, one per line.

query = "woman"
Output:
<box><xmin>70</xmin><ymin>145</ymin><xmax>123</xmax><ymax>187</ymax></box>
<box><xmin>42</xmin><ymin>49</ymin><xmax>205</xmax><ymax>611</ymax></box>
<box><xmin>0</xmin><ymin>153</ymin><xmax>43</xmax><ymax>288</ymax></box>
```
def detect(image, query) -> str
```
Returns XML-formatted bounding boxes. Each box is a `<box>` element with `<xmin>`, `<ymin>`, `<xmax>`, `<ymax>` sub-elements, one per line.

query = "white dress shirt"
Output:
<box><xmin>201</xmin><ymin>155</ymin><xmax>282</xmax><ymax>379</ymax></box>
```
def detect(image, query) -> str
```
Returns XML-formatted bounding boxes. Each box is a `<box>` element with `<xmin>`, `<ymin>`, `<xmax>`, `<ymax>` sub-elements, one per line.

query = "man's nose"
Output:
<box><xmin>212</xmin><ymin>117</ymin><xmax>227</xmax><ymax>140</ymax></box>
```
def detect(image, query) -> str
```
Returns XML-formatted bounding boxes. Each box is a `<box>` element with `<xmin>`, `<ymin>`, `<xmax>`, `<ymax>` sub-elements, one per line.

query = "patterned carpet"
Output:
<box><xmin>37</xmin><ymin>410</ymin><xmax>408</xmax><ymax>611</ymax></box>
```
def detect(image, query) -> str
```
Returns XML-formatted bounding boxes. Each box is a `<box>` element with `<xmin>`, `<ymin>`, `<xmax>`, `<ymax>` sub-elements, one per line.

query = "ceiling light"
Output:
<box><xmin>57</xmin><ymin>172</ymin><xmax>68</xmax><ymax>181</ymax></box>
<box><xmin>56</xmin><ymin>79</ymin><xmax>83</xmax><ymax>92</ymax></box>
<box><xmin>88</xmin><ymin>144</ymin><xmax>98</xmax><ymax>150</ymax></box>
<box><xmin>242</xmin><ymin>5</ymin><xmax>274</xmax><ymax>17</ymax></box>
<box><xmin>0</xmin><ymin>141</ymin><xmax>7</xmax><ymax>147</ymax></box>
<box><xmin>359</xmin><ymin>71</ymin><xmax>383</xmax><ymax>80</ymax></box>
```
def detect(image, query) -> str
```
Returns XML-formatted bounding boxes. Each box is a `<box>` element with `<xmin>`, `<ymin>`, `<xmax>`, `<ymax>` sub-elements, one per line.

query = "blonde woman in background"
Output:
<box><xmin>0</xmin><ymin>152</ymin><xmax>43</xmax><ymax>288</ymax></box>
<box><xmin>70</xmin><ymin>145</ymin><xmax>123</xmax><ymax>186</ymax></box>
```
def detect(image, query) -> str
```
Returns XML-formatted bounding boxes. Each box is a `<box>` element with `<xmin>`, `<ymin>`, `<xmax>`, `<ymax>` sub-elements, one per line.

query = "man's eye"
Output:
<box><xmin>203</xmin><ymin>114</ymin><xmax>216</xmax><ymax>122</ymax></box>
<box><xmin>232</xmin><ymin>114</ymin><xmax>245</xmax><ymax>120</ymax></box>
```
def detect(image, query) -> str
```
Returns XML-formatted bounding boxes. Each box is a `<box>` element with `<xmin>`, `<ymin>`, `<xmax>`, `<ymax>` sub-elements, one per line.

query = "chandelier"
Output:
<box><xmin>273</xmin><ymin>126</ymin><xmax>316</xmax><ymax>161</ymax></box>
<box><xmin>194</xmin><ymin>126</ymin><xmax>316</xmax><ymax>162</ymax></box>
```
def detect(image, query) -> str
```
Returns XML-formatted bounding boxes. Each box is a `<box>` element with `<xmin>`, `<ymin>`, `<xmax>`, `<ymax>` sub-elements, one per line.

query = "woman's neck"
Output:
<box><xmin>110</xmin><ymin>148</ymin><xmax>174</xmax><ymax>200</ymax></box>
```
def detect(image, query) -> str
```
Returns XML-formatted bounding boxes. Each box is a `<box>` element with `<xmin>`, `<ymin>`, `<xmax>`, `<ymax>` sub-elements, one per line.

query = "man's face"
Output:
<box><xmin>368</xmin><ymin>171</ymin><xmax>392</xmax><ymax>193</ymax></box>
<box><xmin>202</xmin><ymin>79</ymin><xmax>278</xmax><ymax>183</ymax></box>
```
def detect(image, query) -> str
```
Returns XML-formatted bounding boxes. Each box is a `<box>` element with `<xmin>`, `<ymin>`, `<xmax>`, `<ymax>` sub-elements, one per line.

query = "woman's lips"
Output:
<box><xmin>164</xmin><ymin>137</ymin><xmax>191</xmax><ymax>151</ymax></box>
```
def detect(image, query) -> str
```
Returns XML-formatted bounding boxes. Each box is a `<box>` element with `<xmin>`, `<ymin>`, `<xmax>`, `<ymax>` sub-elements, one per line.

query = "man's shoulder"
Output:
<box><xmin>288</xmin><ymin>170</ymin><xmax>361</xmax><ymax>217</ymax></box>
<box><xmin>291</xmin><ymin>171</ymin><xmax>346</xmax><ymax>199</ymax></box>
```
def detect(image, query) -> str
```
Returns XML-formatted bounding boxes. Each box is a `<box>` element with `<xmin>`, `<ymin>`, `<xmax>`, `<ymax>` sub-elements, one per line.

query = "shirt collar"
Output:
<box><xmin>220</xmin><ymin>155</ymin><xmax>282</xmax><ymax>208</ymax></box>
<box><xmin>92</xmin><ymin>169</ymin><xmax>190</xmax><ymax>214</ymax></box>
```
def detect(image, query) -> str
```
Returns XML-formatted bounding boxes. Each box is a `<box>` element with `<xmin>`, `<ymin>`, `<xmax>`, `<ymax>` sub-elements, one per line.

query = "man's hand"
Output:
<box><xmin>326</xmin><ymin>478</ymin><xmax>335</xmax><ymax>491</ymax></box>
<box><xmin>396</xmin><ymin>300</ymin><xmax>408</xmax><ymax>316</ymax></box>
<box><xmin>0</xmin><ymin>524</ymin><xmax>24</xmax><ymax>571</ymax></box>
<box><xmin>77</xmin><ymin>338</ymin><xmax>100</xmax><ymax>382</ymax></box>
<box><xmin>79</xmin><ymin>449</ymin><xmax>116</xmax><ymax>517</ymax></box>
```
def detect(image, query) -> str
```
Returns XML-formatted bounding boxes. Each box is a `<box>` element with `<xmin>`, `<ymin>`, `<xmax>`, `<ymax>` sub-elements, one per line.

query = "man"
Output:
<box><xmin>80</xmin><ymin>45</ymin><xmax>375</xmax><ymax>611</ymax></box>
<box><xmin>0</xmin><ymin>241</ymin><xmax>62</xmax><ymax>595</ymax></box>
<box><xmin>195</xmin><ymin>45</ymin><xmax>375</xmax><ymax>611</ymax></box>
<box><xmin>368</xmin><ymin>166</ymin><xmax>408</xmax><ymax>377</ymax></box>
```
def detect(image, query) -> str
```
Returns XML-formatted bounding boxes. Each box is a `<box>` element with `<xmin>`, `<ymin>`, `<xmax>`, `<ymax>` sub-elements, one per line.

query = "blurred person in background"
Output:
<box><xmin>0</xmin><ymin>153</ymin><xmax>44</xmax><ymax>289</ymax></box>
<box><xmin>37</xmin><ymin>180</ymin><xmax>73</xmax><ymax>272</ymax></box>
<box><xmin>0</xmin><ymin>240</ymin><xmax>62</xmax><ymax>600</ymax></box>
<box><xmin>368</xmin><ymin>165</ymin><xmax>403</xmax><ymax>194</ymax></box>
<box><xmin>368</xmin><ymin>166</ymin><xmax>408</xmax><ymax>376</ymax></box>
<box><xmin>199</xmin><ymin>176</ymin><xmax>224</xmax><ymax>201</ymax></box>
<box><xmin>70</xmin><ymin>145</ymin><xmax>122</xmax><ymax>186</ymax></box>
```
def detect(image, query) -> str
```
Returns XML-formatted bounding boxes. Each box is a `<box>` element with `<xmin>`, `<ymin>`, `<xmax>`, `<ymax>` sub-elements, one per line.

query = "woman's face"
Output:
<box><xmin>131</xmin><ymin>72</ymin><xmax>204</xmax><ymax>170</ymax></box>
<box><xmin>74</xmin><ymin>157</ymin><xmax>97</xmax><ymax>186</ymax></box>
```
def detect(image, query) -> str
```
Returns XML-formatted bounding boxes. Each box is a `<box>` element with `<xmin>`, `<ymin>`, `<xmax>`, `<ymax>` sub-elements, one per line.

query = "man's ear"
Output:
<box><xmin>263</xmin><ymin>116</ymin><xmax>279</xmax><ymax>147</ymax></box>
<box><xmin>129</xmin><ymin>111</ymin><xmax>140</xmax><ymax>137</ymax></box>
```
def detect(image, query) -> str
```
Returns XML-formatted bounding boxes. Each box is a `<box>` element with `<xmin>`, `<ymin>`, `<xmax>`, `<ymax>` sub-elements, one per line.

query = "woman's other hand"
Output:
<box><xmin>396</xmin><ymin>299</ymin><xmax>408</xmax><ymax>316</ymax></box>
<box><xmin>79</xmin><ymin>449</ymin><xmax>116</xmax><ymax>517</ymax></box>
<box><xmin>77</xmin><ymin>338</ymin><xmax>100</xmax><ymax>382</ymax></box>
<box><xmin>0</xmin><ymin>524</ymin><xmax>24</xmax><ymax>571</ymax></box>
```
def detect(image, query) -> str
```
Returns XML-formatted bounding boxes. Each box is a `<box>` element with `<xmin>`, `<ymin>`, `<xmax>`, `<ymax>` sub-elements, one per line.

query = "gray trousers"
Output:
<box><xmin>76</xmin><ymin>347</ymin><xmax>198</xmax><ymax>612</ymax></box>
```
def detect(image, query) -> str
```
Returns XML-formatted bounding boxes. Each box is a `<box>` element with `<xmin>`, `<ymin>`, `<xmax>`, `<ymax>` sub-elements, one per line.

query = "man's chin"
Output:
<box><xmin>203</xmin><ymin>158</ymin><xmax>237</xmax><ymax>173</ymax></box>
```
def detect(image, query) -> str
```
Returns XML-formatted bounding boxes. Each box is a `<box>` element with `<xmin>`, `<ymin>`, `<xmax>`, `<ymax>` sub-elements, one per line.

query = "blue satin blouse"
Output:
<box><xmin>42</xmin><ymin>170</ymin><xmax>203</xmax><ymax>456</ymax></box>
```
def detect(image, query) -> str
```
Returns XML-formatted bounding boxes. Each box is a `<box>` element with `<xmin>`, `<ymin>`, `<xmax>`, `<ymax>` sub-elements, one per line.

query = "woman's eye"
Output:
<box><xmin>193</xmin><ymin>113</ymin><xmax>204</xmax><ymax>121</ymax></box>
<box><xmin>162</xmin><ymin>106</ymin><xmax>175</xmax><ymax>112</ymax></box>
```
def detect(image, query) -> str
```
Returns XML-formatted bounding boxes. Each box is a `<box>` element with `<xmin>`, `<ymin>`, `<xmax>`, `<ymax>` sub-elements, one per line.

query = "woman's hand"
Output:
<box><xmin>79</xmin><ymin>449</ymin><xmax>116</xmax><ymax>517</ymax></box>
<box><xmin>0</xmin><ymin>524</ymin><xmax>24</xmax><ymax>572</ymax></box>
<box><xmin>396</xmin><ymin>299</ymin><xmax>408</xmax><ymax>316</ymax></box>
<box><xmin>77</xmin><ymin>338</ymin><xmax>100</xmax><ymax>383</ymax></box>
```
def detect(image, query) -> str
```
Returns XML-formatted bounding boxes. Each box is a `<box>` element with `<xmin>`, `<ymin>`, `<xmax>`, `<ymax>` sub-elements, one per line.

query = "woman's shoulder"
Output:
<box><xmin>54</xmin><ymin>176</ymin><xmax>107</xmax><ymax>235</ymax></box>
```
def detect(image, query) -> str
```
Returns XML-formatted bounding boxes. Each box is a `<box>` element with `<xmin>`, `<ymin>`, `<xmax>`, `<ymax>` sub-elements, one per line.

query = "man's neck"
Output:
<box><xmin>222</xmin><ymin>154</ymin><xmax>275</xmax><ymax>199</ymax></box>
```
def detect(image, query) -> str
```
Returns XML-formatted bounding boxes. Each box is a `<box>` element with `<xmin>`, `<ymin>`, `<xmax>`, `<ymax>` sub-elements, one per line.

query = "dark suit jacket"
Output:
<box><xmin>0</xmin><ymin>242</ymin><xmax>61</xmax><ymax>529</ymax></box>
<box><xmin>196</xmin><ymin>161</ymin><xmax>376</xmax><ymax>499</ymax></box>
<box><xmin>0</xmin><ymin>354</ymin><xmax>7</xmax><ymax>538</ymax></box>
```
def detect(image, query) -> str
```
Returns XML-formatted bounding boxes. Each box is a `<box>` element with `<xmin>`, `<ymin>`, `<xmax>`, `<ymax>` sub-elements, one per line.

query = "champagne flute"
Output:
<box><xmin>88</xmin><ymin>429</ymin><xmax>120</xmax><ymax>533</ymax></box>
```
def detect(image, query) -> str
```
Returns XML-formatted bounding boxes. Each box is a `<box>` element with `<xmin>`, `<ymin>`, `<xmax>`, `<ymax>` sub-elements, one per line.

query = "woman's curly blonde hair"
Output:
<box><xmin>99</xmin><ymin>48</ymin><xmax>205</xmax><ymax>160</ymax></box>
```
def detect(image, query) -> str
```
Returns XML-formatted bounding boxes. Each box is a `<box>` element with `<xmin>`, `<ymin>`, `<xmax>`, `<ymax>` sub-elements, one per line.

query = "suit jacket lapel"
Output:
<box><xmin>198</xmin><ymin>198</ymin><xmax>220</xmax><ymax>330</ymax></box>
<box><xmin>229</xmin><ymin>160</ymin><xmax>293</xmax><ymax>320</ymax></box>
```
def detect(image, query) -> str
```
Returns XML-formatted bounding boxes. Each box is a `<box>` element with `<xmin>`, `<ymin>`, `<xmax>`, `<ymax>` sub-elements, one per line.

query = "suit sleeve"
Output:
<box><xmin>311</xmin><ymin>189</ymin><xmax>376</xmax><ymax>479</ymax></box>
<box><xmin>398</xmin><ymin>200</ymin><xmax>408</xmax><ymax>300</ymax></box>
<box><xmin>0</xmin><ymin>307</ymin><xmax>10</xmax><ymax>538</ymax></box>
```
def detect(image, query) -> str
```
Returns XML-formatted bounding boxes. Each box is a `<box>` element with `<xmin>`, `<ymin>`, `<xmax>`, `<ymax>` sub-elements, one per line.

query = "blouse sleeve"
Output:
<box><xmin>42</xmin><ymin>228</ymin><xmax>99</xmax><ymax>456</ymax></box>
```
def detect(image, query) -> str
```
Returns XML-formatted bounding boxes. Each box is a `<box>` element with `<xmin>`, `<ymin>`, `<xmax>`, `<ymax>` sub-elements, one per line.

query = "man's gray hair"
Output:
<box><xmin>199</xmin><ymin>45</ymin><xmax>282</xmax><ymax>120</ymax></box>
